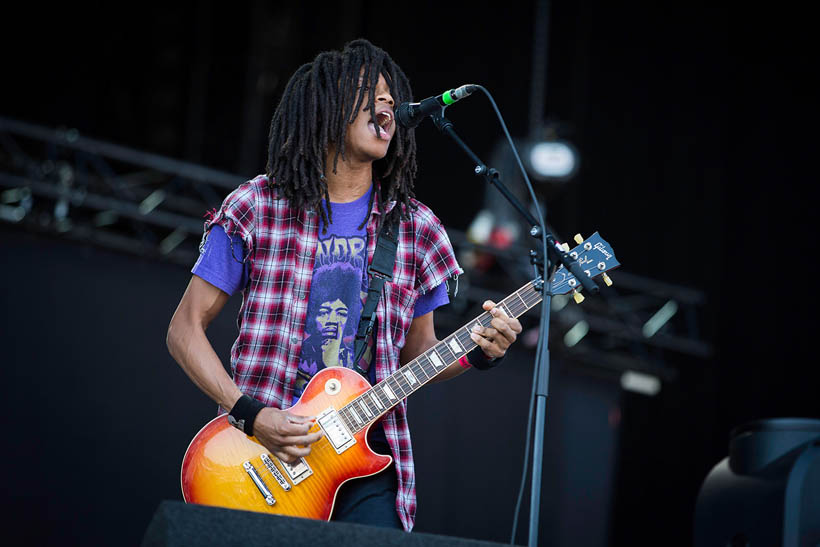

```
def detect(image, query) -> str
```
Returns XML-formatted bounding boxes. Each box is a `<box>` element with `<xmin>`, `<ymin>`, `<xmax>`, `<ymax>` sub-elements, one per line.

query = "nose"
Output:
<box><xmin>377</xmin><ymin>89</ymin><xmax>394</xmax><ymax>107</ymax></box>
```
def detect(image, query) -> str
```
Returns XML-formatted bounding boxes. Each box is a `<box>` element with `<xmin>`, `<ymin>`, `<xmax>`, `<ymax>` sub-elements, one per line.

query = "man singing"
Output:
<box><xmin>167</xmin><ymin>39</ymin><xmax>522</xmax><ymax>530</ymax></box>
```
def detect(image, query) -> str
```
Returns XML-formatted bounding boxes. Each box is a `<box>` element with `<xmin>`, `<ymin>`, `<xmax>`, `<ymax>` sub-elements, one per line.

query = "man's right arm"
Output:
<box><xmin>166</xmin><ymin>275</ymin><xmax>323</xmax><ymax>462</ymax></box>
<box><xmin>167</xmin><ymin>275</ymin><xmax>242</xmax><ymax>412</ymax></box>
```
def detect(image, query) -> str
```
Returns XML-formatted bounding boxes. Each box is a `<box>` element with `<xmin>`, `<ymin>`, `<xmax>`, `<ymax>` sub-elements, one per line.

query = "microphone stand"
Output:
<box><xmin>430</xmin><ymin>109</ymin><xmax>598</xmax><ymax>547</ymax></box>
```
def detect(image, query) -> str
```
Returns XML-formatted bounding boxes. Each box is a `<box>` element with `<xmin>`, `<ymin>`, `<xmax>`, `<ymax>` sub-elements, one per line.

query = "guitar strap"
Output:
<box><xmin>352</xmin><ymin>216</ymin><xmax>399</xmax><ymax>377</ymax></box>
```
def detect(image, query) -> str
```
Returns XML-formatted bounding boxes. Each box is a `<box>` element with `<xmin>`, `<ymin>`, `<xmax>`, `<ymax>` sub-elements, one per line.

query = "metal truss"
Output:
<box><xmin>0</xmin><ymin>116</ymin><xmax>243</xmax><ymax>266</ymax></box>
<box><xmin>0</xmin><ymin>116</ymin><xmax>711</xmax><ymax>393</ymax></box>
<box><xmin>434</xmin><ymin>230</ymin><xmax>711</xmax><ymax>393</ymax></box>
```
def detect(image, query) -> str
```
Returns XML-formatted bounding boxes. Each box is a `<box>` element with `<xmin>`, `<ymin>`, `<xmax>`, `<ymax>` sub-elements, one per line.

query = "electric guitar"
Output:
<box><xmin>180</xmin><ymin>232</ymin><xmax>619</xmax><ymax>520</ymax></box>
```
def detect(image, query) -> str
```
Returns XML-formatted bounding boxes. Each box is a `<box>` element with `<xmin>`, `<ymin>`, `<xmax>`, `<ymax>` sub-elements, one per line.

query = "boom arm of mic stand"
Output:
<box><xmin>431</xmin><ymin>110</ymin><xmax>600</xmax><ymax>294</ymax></box>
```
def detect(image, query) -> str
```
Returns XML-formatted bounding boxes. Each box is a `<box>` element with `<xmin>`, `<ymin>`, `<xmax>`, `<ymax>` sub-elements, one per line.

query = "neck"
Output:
<box><xmin>324</xmin><ymin>151</ymin><xmax>373</xmax><ymax>203</ymax></box>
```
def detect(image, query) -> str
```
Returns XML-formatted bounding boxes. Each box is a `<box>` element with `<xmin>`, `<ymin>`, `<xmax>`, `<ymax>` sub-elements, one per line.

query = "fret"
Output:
<box><xmin>373</xmin><ymin>385</ymin><xmax>390</xmax><ymax>408</ymax></box>
<box><xmin>386</xmin><ymin>375</ymin><xmax>406</xmax><ymax>398</ymax></box>
<box><xmin>461</xmin><ymin>327</ymin><xmax>477</xmax><ymax>346</ymax></box>
<box><xmin>411</xmin><ymin>360</ymin><xmax>431</xmax><ymax>382</ymax></box>
<box><xmin>363</xmin><ymin>391</ymin><xmax>379</xmax><ymax>414</ymax></box>
<box><xmin>513</xmin><ymin>291</ymin><xmax>528</xmax><ymax>311</ymax></box>
<box><xmin>437</xmin><ymin>343</ymin><xmax>455</xmax><ymax>364</ymax></box>
<box><xmin>390</xmin><ymin>370</ymin><xmax>407</xmax><ymax>392</ymax></box>
<box><xmin>505</xmin><ymin>297</ymin><xmax>524</xmax><ymax>317</ymax></box>
<box><xmin>416</xmin><ymin>354</ymin><xmax>435</xmax><ymax>378</ymax></box>
<box><xmin>337</xmin><ymin>408</ymin><xmax>352</xmax><ymax>432</ymax></box>
<box><xmin>499</xmin><ymin>301</ymin><xmax>513</xmax><ymax>317</ymax></box>
<box><xmin>523</xmin><ymin>285</ymin><xmax>541</xmax><ymax>308</ymax></box>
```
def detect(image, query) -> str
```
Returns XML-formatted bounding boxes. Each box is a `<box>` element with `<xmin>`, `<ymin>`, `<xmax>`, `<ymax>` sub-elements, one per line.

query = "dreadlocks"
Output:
<box><xmin>265</xmin><ymin>39</ymin><xmax>417</xmax><ymax>231</ymax></box>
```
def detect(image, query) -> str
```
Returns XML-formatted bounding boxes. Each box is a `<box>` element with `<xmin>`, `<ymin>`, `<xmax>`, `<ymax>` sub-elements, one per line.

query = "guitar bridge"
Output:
<box><xmin>260</xmin><ymin>453</ymin><xmax>291</xmax><ymax>491</ymax></box>
<box><xmin>243</xmin><ymin>461</ymin><xmax>275</xmax><ymax>506</ymax></box>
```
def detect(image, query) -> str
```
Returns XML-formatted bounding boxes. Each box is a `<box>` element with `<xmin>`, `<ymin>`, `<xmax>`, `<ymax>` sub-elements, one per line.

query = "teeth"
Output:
<box><xmin>376</xmin><ymin>111</ymin><xmax>392</xmax><ymax>128</ymax></box>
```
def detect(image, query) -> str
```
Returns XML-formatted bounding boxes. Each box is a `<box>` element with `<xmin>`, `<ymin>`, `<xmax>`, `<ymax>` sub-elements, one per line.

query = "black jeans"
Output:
<box><xmin>331</xmin><ymin>442</ymin><xmax>403</xmax><ymax>530</ymax></box>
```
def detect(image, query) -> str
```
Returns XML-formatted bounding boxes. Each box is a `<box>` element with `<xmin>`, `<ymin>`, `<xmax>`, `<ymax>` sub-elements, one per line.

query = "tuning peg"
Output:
<box><xmin>573</xmin><ymin>233</ymin><xmax>584</xmax><ymax>244</ymax></box>
<box><xmin>572</xmin><ymin>289</ymin><xmax>585</xmax><ymax>304</ymax></box>
<box><xmin>602</xmin><ymin>273</ymin><xmax>613</xmax><ymax>286</ymax></box>
<box><xmin>560</xmin><ymin>242</ymin><xmax>570</xmax><ymax>252</ymax></box>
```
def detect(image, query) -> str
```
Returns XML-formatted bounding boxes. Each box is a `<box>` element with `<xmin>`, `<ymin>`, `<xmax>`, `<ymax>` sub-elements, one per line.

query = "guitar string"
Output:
<box><xmin>337</xmin><ymin>282</ymin><xmax>546</xmax><ymax>433</ymax></box>
<box><xmin>333</xmin><ymin>282</ymin><xmax>545</xmax><ymax>438</ymax></box>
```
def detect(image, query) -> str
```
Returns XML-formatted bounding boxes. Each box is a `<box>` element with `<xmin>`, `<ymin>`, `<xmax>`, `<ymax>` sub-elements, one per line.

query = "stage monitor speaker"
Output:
<box><xmin>142</xmin><ymin>500</ymin><xmax>514</xmax><ymax>547</ymax></box>
<box><xmin>693</xmin><ymin>418</ymin><xmax>820</xmax><ymax>547</ymax></box>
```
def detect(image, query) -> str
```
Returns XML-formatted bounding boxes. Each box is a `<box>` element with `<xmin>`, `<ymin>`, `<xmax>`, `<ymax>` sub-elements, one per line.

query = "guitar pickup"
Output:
<box><xmin>275</xmin><ymin>455</ymin><xmax>313</xmax><ymax>485</ymax></box>
<box><xmin>317</xmin><ymin>407</ymin><xmax>356</xmax><ymax>454</ymax></box>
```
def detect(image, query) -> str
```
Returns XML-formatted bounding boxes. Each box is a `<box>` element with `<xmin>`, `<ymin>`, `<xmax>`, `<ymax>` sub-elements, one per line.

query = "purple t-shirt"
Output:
<box><xmin>192</xmin><ymin>186</ymin><xmax>449</xmax><ymax>392</ymax></box>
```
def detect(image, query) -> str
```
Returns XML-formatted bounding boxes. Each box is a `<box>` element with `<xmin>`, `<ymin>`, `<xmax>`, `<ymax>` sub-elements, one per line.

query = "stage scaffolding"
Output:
<box><xmin>0</xmin><ymin>116</ymin><xmax>711</xmax><ymax>392</ymax></box>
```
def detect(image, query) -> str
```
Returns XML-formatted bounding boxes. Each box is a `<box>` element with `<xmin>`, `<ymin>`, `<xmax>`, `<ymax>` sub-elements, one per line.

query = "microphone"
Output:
<box><xmin>395</xmin><ymin>84</ymin><xmax>478</xmax><ymax>128</ymax></box>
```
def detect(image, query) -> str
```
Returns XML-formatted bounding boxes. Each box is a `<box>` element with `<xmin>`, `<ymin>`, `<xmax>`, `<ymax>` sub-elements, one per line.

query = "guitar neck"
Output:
<box><xmin>336</xmin><ymin>280</ymin><xmax>544</xmax><ymax>434</ymax></box>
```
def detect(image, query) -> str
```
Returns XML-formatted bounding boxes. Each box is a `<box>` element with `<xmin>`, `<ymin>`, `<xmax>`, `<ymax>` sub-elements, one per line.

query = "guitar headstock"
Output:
<box><xmin>549</xmin><ymin>231</ymin><xmax>620</xmax><ymax>301</ymax></box>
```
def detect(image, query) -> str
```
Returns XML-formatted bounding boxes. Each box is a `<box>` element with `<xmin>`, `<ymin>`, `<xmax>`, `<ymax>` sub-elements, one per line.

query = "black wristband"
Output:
<box><xmin>227</xmin><ymin>395</ymin><xmax>266</xmax><ymax>436</ymax></box>
<box><xmin>468</xmin><ymin>346</ymin><xmax>504</xmax><ymax>371</ymax></box>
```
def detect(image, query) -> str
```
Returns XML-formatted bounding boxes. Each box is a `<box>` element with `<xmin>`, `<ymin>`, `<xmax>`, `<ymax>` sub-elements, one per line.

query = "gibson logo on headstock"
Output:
<box><xmin>593</xmin><ymin>242</ymin><xmax>613</xmax><ymax>260</ymax></box>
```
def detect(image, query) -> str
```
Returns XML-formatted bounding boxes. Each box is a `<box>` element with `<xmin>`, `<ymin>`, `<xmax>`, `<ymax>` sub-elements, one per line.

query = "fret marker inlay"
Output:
<box><xmin>448</xmin><ymin>337</ymin><xmax>463</xmax><ymax>354</ymax></box>
<box><xmin>359</xmin><ymin>400</ymin><xmax>372</xmax><ymax>417</ymax></box>
<box><xmin>429</xmin><ymin>351</ymin><xmax>445</xmax><ymax>369</ymax></box>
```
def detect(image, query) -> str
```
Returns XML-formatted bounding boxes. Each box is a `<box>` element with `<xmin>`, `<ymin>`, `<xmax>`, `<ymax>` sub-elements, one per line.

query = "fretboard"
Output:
<box><xmin>335</xmin><ymin>280</ymin><xmax>543</xmax><ymax>434</ymax></box>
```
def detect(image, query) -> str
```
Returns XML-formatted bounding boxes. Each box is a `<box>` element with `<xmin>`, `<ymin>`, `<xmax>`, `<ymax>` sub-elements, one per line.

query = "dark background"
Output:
<box><xmin>1</xmin><ymin>2</ymin><xmax>817</xmax><ymax>546</ymax></box>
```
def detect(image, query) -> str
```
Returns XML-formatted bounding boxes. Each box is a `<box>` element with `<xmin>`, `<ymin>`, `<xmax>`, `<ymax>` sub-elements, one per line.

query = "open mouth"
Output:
<box><xmin>367</xmin><ymin>110</ymin><xmax>393</xmax><ymax>141</ymax></box>
<box><xmin>375</xmin><ymin>111</ymin><xmax>393</xmax><ymax>129</ymax></box>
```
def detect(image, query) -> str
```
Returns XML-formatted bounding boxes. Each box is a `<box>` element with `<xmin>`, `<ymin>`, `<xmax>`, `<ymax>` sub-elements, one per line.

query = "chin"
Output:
<box><xmin>369</xmin><ymin>141</ymin><xmax>392</xmax><ymax>160</ymax></box>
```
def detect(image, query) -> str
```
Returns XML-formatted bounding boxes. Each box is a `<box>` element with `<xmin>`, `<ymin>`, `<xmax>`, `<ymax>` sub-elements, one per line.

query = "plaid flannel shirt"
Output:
<box><xmin>203</xmin><ymin>174</ymin><xmax>462</xmax><ymax>531</ymax></box>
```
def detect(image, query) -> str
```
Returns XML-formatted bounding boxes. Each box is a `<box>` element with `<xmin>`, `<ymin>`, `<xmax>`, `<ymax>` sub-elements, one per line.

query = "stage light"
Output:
<box><xmin>642</xmin><ymin>300</ymin><xmax>678</xmax><ymax>338</ymax></box>
<box><xmin>160</xmin><ymin>228</ymin><xmax>187</xmax><ymax>255</ymax></box>
<box><xmin>0</xmin><ymin>204</ymin><xmax>25</xmax><ymax>222</ymax></box>
<box><xmin>563</xmin><ymin>320</ymin><xmax>589</xmax><ymax>347</ymax></box>
<box><xmin>620</xmin><ymin>370</ymin><xmax>661</xmax><ymax>396</ymax></box>
<box><xmin>526</xmin><ymin>139</ymin><xmax>579</xmax><ymax>181</ymax></box>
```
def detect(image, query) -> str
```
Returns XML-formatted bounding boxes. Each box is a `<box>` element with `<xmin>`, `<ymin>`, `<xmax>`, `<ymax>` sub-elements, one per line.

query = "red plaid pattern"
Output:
<box><xmin>204</xmin><ymin>175</ymin><xmax>462</xmax><ymax>530</ymax></box>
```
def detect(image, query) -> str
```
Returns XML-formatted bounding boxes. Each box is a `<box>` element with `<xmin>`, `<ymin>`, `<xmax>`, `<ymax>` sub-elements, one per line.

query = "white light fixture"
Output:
<box><xmin>527</xmin><ymin>140</ymin><xmax>579</xmax><ymax>181</ymax></box>
<box><xmin>620</xmin><ymin>371</ymin><xmax>661</xmax><ymax>396</ymax></box>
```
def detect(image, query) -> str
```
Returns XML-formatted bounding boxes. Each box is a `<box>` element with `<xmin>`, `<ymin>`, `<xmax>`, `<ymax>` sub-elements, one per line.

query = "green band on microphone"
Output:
<box><xmin>442</xmin><ymin>90</ymin><xmax>456</xmax><ymax>105</ymax></box>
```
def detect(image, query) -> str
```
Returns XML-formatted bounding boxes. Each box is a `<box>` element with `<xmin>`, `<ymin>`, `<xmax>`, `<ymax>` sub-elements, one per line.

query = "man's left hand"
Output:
<box><xmin>469</xmin><ymin>300</ymin><xmax>523</xmax><ymax>359</ymax></box>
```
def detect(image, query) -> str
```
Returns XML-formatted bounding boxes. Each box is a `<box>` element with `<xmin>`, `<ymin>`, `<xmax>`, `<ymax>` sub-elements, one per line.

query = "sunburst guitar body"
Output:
<box><xmin>180</xmin><ymin>232</ymin><xmax>619</xmax><ymax>521</ymax></box>
<box><xmin>181</xmin><ymin>366</ymin><xmax>391</xmax><ymax>520</ymax></box>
